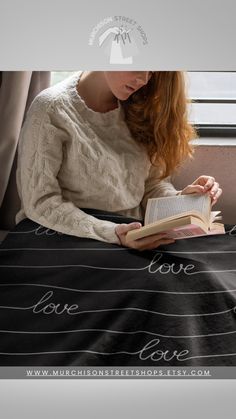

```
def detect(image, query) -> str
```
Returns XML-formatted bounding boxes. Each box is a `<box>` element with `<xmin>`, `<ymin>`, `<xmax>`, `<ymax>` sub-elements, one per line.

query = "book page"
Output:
<box><xmin>210</xmin><ymin>211</ymin><xmax>222</xmax><ymax>224</ymax></box>
<box><xmin>145</xmin><ymin>193</ymin><xmax>211</xmax><ymax>225</ymax></box>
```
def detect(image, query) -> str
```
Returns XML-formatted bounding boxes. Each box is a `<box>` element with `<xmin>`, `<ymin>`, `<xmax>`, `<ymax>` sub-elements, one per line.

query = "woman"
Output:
<box><xmin>16</xmin><ymin>71</ymin><xmax>222</xmax><ymax>251</ymax></box>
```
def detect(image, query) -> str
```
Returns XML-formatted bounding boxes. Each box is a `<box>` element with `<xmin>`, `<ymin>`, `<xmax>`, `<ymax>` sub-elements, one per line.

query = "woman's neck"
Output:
<box><xmin>76</xmin><ymin>71</ymin><xmax>118</xmax><ymax>113</ymax></box>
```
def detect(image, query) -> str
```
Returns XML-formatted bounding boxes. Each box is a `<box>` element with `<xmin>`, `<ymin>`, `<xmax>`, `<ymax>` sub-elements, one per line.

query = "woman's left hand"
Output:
<box><xmin>180</xmin><ymin>175</ymin><xmax>222</xmax><ymax>207</ymax></box>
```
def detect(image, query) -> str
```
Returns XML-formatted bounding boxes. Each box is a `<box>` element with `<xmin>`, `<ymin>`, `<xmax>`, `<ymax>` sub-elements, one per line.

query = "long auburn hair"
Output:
<box><xmin>121</xmin><ymin>71</ymin><xmax>198</xmax><ymax>181</ymax></box>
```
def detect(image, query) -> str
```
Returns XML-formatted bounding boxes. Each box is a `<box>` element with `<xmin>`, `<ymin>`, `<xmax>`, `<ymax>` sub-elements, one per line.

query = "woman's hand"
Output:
<box><xmin>180</xmin><ymin>175</ymin><xmax>222</xmax><ymax>207</ymax></box>
<box><xmin>115</xmin><ymin>222</ymin><xmax>175</xmax><ymax>251</ymax></box>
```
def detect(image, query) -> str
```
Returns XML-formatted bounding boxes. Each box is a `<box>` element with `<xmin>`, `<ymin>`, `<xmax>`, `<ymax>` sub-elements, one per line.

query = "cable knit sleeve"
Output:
<box><xmin>16</xmin><ymin>96</ymin><xmax>121</xmax><ymax>245</ymax></box>
<box><xmin>141</xmin><ymin>163</ymin><xmax>182</xmax><ymax>212</ymax></box>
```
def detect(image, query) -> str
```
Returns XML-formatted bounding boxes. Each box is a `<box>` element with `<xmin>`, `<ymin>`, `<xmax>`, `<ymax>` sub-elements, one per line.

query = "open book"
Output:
<box><xmin>126</xmin><ymin>193</ymin><xmax>225</xmax><ymax>242</ymax></box>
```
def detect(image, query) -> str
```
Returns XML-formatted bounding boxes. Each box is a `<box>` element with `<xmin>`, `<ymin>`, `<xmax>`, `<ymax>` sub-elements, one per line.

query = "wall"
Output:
<box><xmin>171</xmin><ymin>144</ymin><xmax>236</xmax><ymax>224</ymax></box>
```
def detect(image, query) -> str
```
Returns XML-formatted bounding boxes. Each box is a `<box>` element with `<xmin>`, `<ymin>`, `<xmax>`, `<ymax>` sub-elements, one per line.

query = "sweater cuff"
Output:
<box><xmin>101</xmin><ymin>225</ymin><xmax>121</xmax><ymax>245</ymax></box>
<box><xmin>92</xmin><ymin>219</ymin><xmax>122</xmax><ymax>245</ymax></box>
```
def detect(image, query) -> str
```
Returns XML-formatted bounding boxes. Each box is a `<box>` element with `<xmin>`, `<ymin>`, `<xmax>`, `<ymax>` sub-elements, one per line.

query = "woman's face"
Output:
<box><xmin>104</xmin><ymin>71</ymin><xmax>153</xmax><ymax>100</ymax></box>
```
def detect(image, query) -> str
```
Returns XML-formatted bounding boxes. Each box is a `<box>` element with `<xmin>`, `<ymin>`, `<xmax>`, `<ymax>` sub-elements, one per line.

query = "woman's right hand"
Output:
<box><xmin>115</xmin><ymin>222</ymin><xmax>175</xmax><ymax>251</ymax></box>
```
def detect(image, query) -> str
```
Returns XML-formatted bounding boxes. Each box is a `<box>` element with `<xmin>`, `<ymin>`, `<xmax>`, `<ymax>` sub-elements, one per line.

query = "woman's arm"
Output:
<box><xmin>16</xmin><ymin>97</ymin><xmax>120</xmax><ymax>244</ymax></box>
<box><xmin>141</xmin><ymin>164</ymin><xmax>182</xmax><ymax>212</ymax></box>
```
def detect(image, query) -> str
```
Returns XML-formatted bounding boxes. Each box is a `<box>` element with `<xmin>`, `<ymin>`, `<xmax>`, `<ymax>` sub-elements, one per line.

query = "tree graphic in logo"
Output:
<box><xmin>99</xmin><ymin>25</ymin><xmax>140</xmax><ymax>64</ymax></box>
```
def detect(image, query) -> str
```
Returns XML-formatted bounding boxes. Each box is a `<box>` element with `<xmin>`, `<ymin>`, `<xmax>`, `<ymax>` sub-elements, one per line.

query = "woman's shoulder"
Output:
<box><xmin>26</xmin><ymin>72</ymin><xmax>80</xmax><ymax>119</ymax></box>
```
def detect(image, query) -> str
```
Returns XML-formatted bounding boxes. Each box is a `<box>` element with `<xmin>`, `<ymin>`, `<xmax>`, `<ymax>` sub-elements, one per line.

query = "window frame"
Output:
<box><xmin>188</xmin><ymin>71</ymin><xmax>236</xmax><ymax>138</ymax></box>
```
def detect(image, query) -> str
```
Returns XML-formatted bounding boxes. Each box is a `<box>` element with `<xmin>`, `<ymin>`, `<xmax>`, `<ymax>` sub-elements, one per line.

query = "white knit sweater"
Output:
<box><xmin>16</xmin><ymin>71</ymin><xmax>181</xmax><ymax>245</ymax></box>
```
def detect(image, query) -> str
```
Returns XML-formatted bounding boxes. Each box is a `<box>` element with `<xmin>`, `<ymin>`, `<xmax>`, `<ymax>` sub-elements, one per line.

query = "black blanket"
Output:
<box><xmin>0</xmin><ymin>208</ymin><xmax>236</xmax><ymax>366</ymax></box>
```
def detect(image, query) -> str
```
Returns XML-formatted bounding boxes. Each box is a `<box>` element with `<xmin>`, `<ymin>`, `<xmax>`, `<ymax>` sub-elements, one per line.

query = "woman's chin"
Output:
<box><xmin>116</xmin><ymin>91</ymin><xmax>133</xmax><ymax>101</ymax></box>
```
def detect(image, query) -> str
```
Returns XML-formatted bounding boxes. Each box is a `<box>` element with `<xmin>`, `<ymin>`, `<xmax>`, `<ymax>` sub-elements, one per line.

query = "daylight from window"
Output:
<box><xmin>51</xmin><ymin>71</ymin><xmax>236</xmax><ymax>126</ymax></box>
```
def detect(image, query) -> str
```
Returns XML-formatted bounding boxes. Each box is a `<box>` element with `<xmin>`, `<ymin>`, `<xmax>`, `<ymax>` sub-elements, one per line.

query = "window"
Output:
<box><xmin>51</xmin><ymin>71</ymin><xmax>236</xmax><ymax>137</ymax></box>
<box><xmin>51</xmin><ymin>71</ymin><xmax>77</xmax><ymax>86</ymax></box>
<box><xmin>187</xmin><ymin>72</ymin><xmax>236</xmax><ymax>137</ymax></box>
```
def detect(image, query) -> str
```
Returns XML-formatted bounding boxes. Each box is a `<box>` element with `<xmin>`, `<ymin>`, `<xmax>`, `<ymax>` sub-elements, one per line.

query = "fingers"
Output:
<box><xmin>203</xmin><ymin>176</ymin><xmax>215</xmax><ymax>190</ymax></box>
<box><xmin>181</xmin><ymin>185</ymin><xmax>205</xmax><ymax>196</ymax></box>
<box><xmin>192</xmin><ymin>176</ymin><xmax>215</xmax><ymax>188</ymax></box>
<box><xmin>205</xmin><ymin>181</ymin><xmax>222</xmax><ymax>206</ymax></box>
<box><xmin>133</xmin><ymin>232</ymin><xmax>170</xmax><ymax>246</ymax></box>
<box><xmin>214</xmin><ymin>187</ymin><xmax>222</xmax><ymax>199</ymax></box>
<box><xmin>116</xmin><ymin>223</ymin><xmax>176</xmax><ymax>251</ymax></box>
<box><xmin>117</xmin><ymin>222</ymin><xmax>142</xmax><ymax>235</ymax></box>
<box><xmin>208</xmin><ymin>181</ymin><xmax>219</xmax><ymax>194</ymax></box>
<box><xmin>131</xmin><ymin>233</ymin><xmax>175</xmax><ymax>251</ymax></box>
<box><xmin>182</xmin><ymin>178</ymin><xmax>222</xmax><ymax>203</ymax></box>
<box><xmin>209</xmin><ymin>182</ymin><xmax>221</xmax><ymax>197</ymax></box>
<box><xmin>115</xmin><ymin>222</ymin><xmax>143</xmax><ymax>246</ymax></box>
<box><xmin>210</xmin><ymin>186</ymin><xmax>222</xmax><ymax>206</ymax></box>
